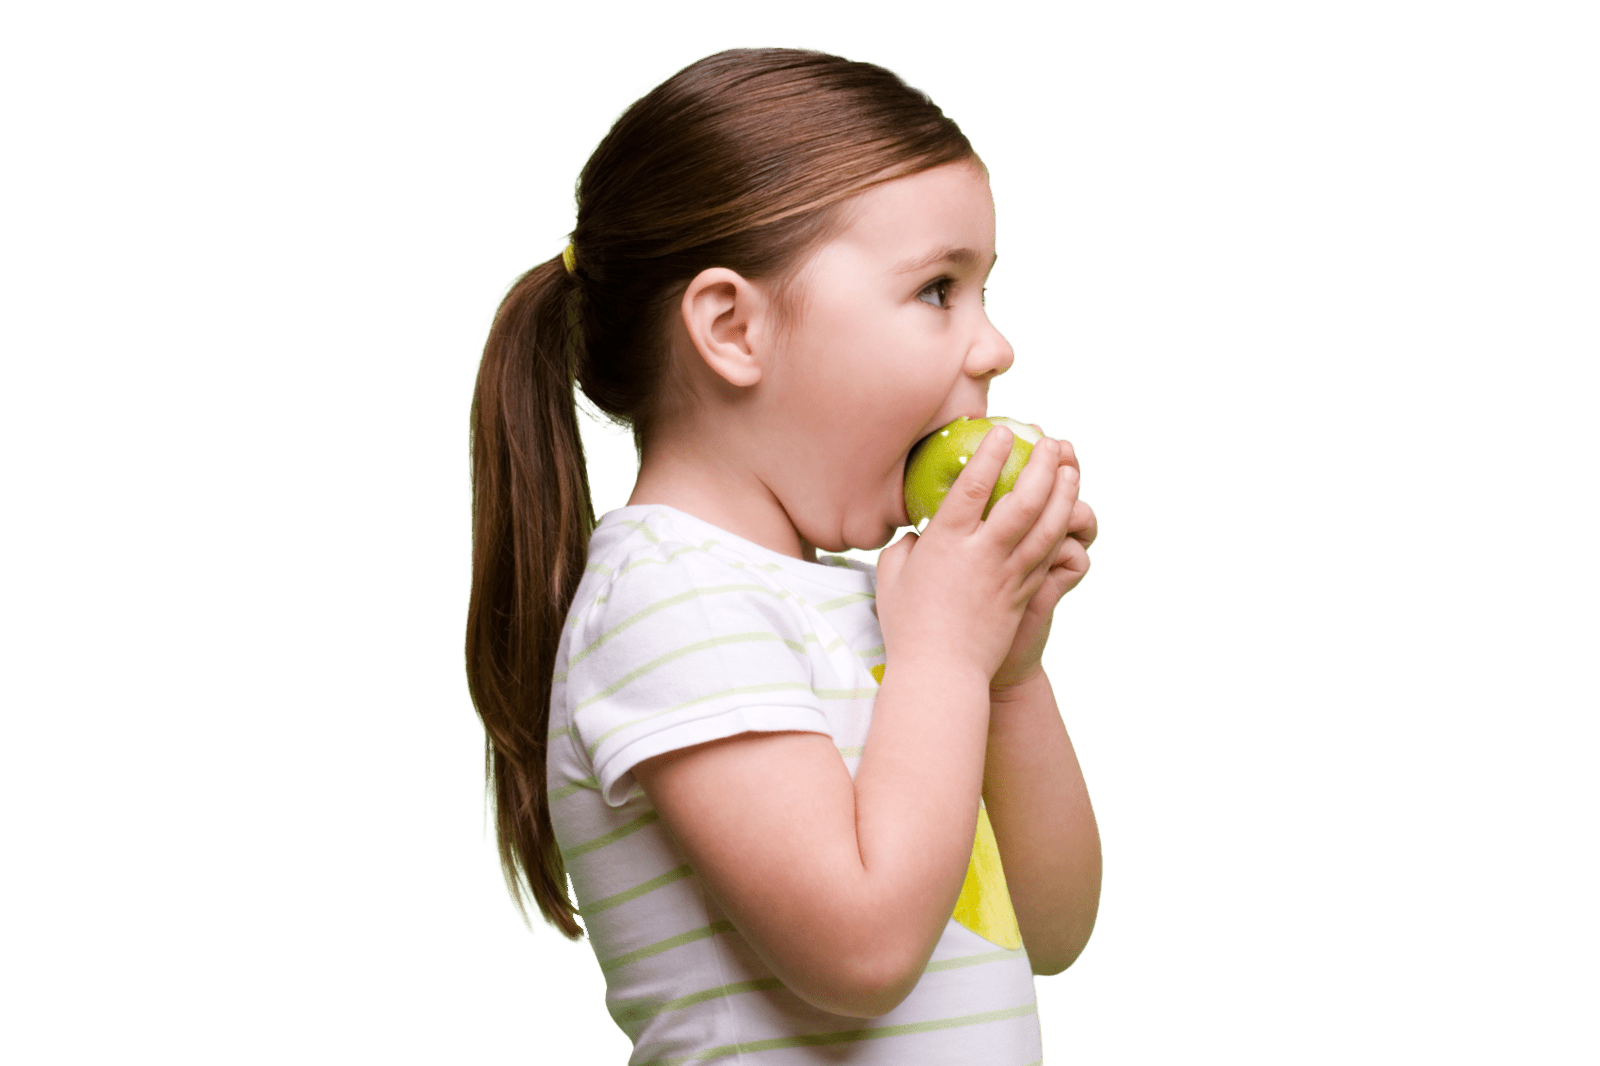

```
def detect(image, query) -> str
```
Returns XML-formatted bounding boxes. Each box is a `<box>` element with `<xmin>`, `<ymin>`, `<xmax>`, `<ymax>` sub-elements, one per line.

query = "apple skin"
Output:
<box><xmin>904</xmin><ymin>416</ymin><xmax>1044</xmax><ymax>529</ymax></box>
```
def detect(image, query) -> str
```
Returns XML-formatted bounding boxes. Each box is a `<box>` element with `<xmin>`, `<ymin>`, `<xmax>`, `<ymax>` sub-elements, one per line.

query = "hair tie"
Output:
<box><xmin>562</xmin><ymin>243</ymin><xmax>577</xmax><ymax>275</ymax></box>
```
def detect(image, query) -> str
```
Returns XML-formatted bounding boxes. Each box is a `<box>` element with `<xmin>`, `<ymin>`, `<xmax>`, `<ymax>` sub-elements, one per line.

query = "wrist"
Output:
<box><xmin>883</xmin><ymin>651</ymin><xmax>993</xmax><ymax>703</ymax></box>
<box><xmin>990</xmin><ymin>665</ymin><xmax>1049</xmax><ymax>705</ymax></box>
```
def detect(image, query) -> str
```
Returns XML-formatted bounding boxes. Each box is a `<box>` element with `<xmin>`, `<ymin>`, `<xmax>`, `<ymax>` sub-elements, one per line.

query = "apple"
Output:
<box><xmin>904</xmin><ymin>416</ymin><xmax>1044</xmax><ymax>529</ymax></box>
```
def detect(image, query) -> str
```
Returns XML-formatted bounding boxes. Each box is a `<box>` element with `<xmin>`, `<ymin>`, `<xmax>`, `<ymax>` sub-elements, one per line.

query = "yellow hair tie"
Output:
<box><xmin>561</xmin><ymin>243</ymin><xmax>577</xmax><ymax>275</ymax></box>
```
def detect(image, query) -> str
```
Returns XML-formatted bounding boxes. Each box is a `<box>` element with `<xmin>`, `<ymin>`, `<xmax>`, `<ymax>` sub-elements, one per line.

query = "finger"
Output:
<box><xmin>1055</xmin><ymin>438</ymin><xmax>1080</xmax><ymax>475</ymax></box>
<box><xmin>1024</xmin><ymin>422</ymin><xmax>1088</xmax><ymax>473</ymax></box>
<box><xmin>931</xmin><ymin>425</ymin><xmax>1014</xmax><ymax>531</ymax></box>
<box><xmin>983</xmin><ymin>435</ymin><xmax>1062</xmax><ymax>546</ymax></box>
<box><xmin>1025</xmin><ymin>431</ymin><xmax>1080</xmax><ymax>474</ymax></box>
<box><xmin>876</xmin><ymin>529</ymin><xmax>917</xmax><ymax>580</ymax></box>
<box><xmin>1067</xmin><ymin>498</ymin><xmax>1097</xmax><ymax>549</ymax></box>
<box><xmin>1010</xmin><ymin>461</ymin><xmax>1080</xmax><ymax>567</ymax></box>
<box><xmin>1038</xmin><ymin>537</ymin><xmax>1092</xmax><ymax>603</ymax></box>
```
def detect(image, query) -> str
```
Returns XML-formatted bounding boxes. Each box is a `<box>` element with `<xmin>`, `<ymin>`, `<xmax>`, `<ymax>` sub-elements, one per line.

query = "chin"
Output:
<box><xmin>798</xmin><ymin>480</ymin><xmax>908</xmax><ymax>556</ymax></box>
<box><xmin>845</xmin><ymin>516</ymin><xmax>900</xmax><ymax>554</ymax></box>
<box><xmin>804</xmin><ymin>515</ymin><xmax>895</xmax><ymax>557</ymax></box>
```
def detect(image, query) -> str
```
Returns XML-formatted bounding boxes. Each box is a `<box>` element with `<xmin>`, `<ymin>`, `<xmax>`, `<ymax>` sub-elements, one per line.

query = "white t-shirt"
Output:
<box><xmin>549</xmin><ymin>506</ymin><xmax>1040</xmax><ymax>1065</ymax></box>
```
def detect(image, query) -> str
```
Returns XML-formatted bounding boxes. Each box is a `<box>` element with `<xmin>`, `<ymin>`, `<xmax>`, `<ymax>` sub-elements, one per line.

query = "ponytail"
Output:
<box><xmin>466</xmin><ymin>256</ymin><xmax>593</xmax><ymax>937</ymax></box>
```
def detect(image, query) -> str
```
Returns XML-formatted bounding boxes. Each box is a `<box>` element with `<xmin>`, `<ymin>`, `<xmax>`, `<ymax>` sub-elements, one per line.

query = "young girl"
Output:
<box><xmin>467</xmin><ymin>48</ymin><xmax>1100</xmax><ymax>1064</ymax></box>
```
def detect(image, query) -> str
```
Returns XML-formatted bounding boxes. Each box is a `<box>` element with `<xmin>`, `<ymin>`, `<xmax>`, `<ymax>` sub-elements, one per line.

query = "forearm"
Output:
<box><xmin>983</xmin><ymin>668</ymin><xmax>1101</xmax><ymax>974</ymax></box>
<box><xmin>849</xmin><ymin>657</ymin><xmax>993</xmax><ymax>962</ymax></box>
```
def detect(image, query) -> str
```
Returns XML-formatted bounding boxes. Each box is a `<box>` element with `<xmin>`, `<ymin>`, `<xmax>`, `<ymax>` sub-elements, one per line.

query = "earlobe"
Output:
<box><xmin>680</xmin><ymin>268</ymin><xmax>767</xmax><ymax>388</ymax></box>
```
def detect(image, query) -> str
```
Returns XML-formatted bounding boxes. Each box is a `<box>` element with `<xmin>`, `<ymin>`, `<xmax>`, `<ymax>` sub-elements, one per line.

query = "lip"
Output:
<box><xmin>909</xmin><ymin>407</ymin><xmax>987</xmax><ymax>454</ymax></box>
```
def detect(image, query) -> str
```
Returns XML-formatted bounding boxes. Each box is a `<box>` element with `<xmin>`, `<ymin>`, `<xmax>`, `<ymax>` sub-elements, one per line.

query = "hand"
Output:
<box><xmin>876</xmin><ymin>426</ymin><xmax>1077</xmax><ymax>690</ymax></box>
<box><xmin>989</xmin><ymin>437</ymin><xmax>1096</xmax><ymax>693</ymax></box>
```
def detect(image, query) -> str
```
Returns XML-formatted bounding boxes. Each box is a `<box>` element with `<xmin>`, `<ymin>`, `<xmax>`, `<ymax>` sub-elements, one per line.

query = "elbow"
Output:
<box><xmin>1027</xmin><ymin>906</ymin><xmax>1099</xmax><ymax>977</ymax></box>
<box><xmin>785</xmin><ymin>942</ymin><xmax>928</xmax><ymax>1019</ymax></box>
<box><xmin>800</xmin><ymin>947</ymin><xmax>928</xmax><ymax>1017</ymax></box>
<box><xmin>1029</xmin><ymin>939</ymin><xmax>1088</xmax><ymax>977</ymax></box>
<box><xmin>1032</xmin><ymin>958</ymin><xmax>1074</xmax><ymax>977</ymax></box>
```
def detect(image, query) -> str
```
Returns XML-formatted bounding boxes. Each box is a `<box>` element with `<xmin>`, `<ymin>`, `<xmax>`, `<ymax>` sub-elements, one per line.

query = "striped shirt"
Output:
<box><xmin>549</xmin><ymin>505</ymin><xmax>1040</xmax><ymax>1065</ymax></box>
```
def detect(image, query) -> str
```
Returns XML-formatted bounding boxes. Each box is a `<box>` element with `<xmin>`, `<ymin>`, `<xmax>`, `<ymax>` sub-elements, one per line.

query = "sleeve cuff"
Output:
<box><xmin>595</xmin><ymin>704</ymin><xmax>832</xmax><ymax>807</ymax></box>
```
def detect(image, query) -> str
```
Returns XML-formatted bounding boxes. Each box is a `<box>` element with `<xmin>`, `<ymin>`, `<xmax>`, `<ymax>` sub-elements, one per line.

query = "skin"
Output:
<box><xmin>629</xmin><ymin>160</ymin><xmax>1101</xmax><ymax>1018</ymax></box>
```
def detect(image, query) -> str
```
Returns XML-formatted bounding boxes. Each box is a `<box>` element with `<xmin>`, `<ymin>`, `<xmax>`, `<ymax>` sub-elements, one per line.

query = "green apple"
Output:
<box><xmin>904</xmin><ymin>416</ymin><xmax>1044</xmax><ymax>529</ymax></box>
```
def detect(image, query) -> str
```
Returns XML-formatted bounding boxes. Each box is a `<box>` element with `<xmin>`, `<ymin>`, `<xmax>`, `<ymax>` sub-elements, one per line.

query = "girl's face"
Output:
<box><xmin>757</xmin><ymin>159</ymin><xmax>1014</xmax><ymax>554</ymax></box>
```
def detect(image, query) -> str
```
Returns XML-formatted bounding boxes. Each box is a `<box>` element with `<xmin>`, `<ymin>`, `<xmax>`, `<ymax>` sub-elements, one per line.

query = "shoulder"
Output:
<box><xmin>561</xmin><ymin>508</ymin><xmax>844</xmax><ymax>803</ymax></box>
<box><xmin>568</xmin><ymin>507</ymin><xmax>810</xmax><ymax>650</ymax></box>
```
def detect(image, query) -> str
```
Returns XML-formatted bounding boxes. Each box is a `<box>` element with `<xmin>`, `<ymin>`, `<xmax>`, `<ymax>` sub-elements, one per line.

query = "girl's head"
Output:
<box><xmin>568</xmin><ymin>47</ymin><xmax>977</xmax><ymax>442</ymax></box>
<box><xmin>468</xmin><ymin>48</ymin><xmax>983</xmax><ymax>935</ymax></box>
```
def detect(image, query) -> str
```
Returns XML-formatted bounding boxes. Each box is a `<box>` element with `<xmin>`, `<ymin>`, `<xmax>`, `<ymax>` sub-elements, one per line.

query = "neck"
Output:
<box><xmin>628</xmin><ymin>419</ymin><xmax>814</xmax><ymax>562</ymax></box>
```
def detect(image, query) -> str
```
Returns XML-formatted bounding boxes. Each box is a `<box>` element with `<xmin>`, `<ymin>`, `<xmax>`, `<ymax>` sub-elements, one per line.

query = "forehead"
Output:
<box><xmin>825</xmin><ymin>160</ymin><xmax>997</xmax><ymax>266</ymax></box>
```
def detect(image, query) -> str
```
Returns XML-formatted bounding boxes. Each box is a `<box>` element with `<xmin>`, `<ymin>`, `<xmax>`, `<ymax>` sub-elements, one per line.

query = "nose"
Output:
<box><xmin>965</xmin><ymin>315</ymin><xmax>1015</xmax><ymax>381</ymax></box>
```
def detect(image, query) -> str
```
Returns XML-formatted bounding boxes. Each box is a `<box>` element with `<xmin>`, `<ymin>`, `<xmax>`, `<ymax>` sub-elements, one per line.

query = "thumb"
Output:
<box><xmin>875</xmin><ymin>529</ymin><xmax>918</xmax><ymax>586</ymax></box>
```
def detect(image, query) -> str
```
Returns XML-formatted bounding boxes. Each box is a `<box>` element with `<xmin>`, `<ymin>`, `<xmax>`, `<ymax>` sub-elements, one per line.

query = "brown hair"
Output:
<box><xmin>466</xmin><ymin>47</ymin><xmax>974</xmax><ymax>936</ymax></box>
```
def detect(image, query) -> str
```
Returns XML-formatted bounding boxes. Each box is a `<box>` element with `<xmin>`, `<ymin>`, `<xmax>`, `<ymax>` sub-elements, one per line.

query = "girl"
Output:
<box><xmin>467</xmin><ymin>48</ymin><xmax>1100</xmax><ymax>1065</ymax></box>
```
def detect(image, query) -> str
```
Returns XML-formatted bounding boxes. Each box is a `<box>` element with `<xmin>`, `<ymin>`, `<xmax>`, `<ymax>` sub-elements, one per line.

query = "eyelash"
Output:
<box><xmin>918</xmin><ymin>278</ymin><xmax>954</xmax><ymax>308</ymax></box>
<box><xmin>921</xmin><ymin>278</ymin><xmax>992</xmax><ymax>307</ymax></box>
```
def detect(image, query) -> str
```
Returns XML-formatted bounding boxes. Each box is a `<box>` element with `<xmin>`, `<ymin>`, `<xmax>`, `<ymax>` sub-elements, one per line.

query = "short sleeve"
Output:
<box><xmin>563</xmin><ymin>545</ymin><xmax>832</xmax><ymax>806</ymax></box>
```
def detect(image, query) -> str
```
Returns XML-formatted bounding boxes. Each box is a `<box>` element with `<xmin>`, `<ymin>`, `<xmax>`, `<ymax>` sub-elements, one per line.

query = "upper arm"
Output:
<box><xmin>634</xmin><ymin>731</ymin><xmax>927</xmax><ymax>1018</ymax></box>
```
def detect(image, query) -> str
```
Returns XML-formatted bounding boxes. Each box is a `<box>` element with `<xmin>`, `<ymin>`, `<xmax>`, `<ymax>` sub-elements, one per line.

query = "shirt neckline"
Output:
<box><xmin>598</xmin><ymin>504</ymin><xmax>874</xmax><ymax>591</ymax></box>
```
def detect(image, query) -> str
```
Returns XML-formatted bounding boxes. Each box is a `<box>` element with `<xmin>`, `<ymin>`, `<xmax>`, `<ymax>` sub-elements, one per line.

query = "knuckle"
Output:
<box><xmin>958</xmin><ymin>477</ymin><xmax>992</xmax><ymax>503</ymax></box>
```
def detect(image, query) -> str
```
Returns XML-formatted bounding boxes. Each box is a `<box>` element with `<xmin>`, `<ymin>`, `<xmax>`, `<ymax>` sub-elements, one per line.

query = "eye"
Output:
<box><xmin>918</xmin><ymin>278</ymin><xmax>953</xmax><ymax>308</ymax></box>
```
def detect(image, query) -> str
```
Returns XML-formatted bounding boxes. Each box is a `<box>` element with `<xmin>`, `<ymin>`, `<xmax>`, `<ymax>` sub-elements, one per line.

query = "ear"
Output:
<box><xmin>679</xmin><ymin>268</ymin><xmax>770</xmax><ymax>388</ymax></box>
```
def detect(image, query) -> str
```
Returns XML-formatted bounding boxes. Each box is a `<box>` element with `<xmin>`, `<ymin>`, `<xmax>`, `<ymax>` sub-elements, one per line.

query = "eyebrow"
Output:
<box><xmin>890</xmin><ymin>246</ymin><xmax>996</xmax><ymax>275</ymax></box>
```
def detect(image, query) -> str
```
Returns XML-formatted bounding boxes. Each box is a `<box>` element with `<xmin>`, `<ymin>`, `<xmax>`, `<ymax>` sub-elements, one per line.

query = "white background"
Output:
<box><xmin>3</xmin><ymin>2</ymin><xmax>1595</xmax><ymax>1062</ymax></box>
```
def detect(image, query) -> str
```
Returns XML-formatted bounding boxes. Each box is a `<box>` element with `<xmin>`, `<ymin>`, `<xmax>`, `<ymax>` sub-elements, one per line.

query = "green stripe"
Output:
<box><xmin>567</xmin><ymin>542</ymin><xmax>712</xmax><ymax>637</ymax></box>
<box><xmin>548</xmin><ymin>776</ymin><xmax>598</xmax><ymax>802</ymax></box>
<box><xmin>618</xmin><ymin>541</ymin><xmax>711</xmax><ymax>578</ymax></box>
<box><xmin>549</xmin><ymin>725</ymin><xmax>571</xmax><ymax>741</ymax></box>
<box><xmin>635</xmin><ymin>1001</ymin><xmax>1038</xmax><ymax>1066</ymax></box>
<box><xmin>813</xmin><ymin>687</ymin><xmax>877</xmax><ymax>700</ymax></box>
<box><xmin>611</xmin><ymin>977</ymin><xmax>785</xmax><ymax>1026</ymax></box>
<box><xmin>560</xmin><ymin>810</ymin><xmax>659</xmax><ymax>860</ymax></box>
<box><xmin>855</xmin><ymin>644</ymin><xmax>886</xmax><ymax>659</ymax></box>
<box><xmin>586</xmin><ymin>680</ymin><xmax>813</xmax><ymax>755</ymax></box>
<box><xmin>617</xmin><ymin>518</ymin><xmax>662</xmax><ymax>544</ymax></box>
<box><xmin>923</xmin><ymin>948</ymin><xmax>1023</xmax><ymax>973</ymax></box>
<box><xmin>838</xmin><ymin>745</ymin><xmax>863</xmax><ymax>758</ymax></box>
<box><xmin>582</xmin><ymin>864</ymin><xmax>693</xmax><ymax>917</ymax></box>
<box><xmin>574</xmin><ymin>631</ymin><xmax>784</xmax><ymax>713</ymax></box>
<box><xmin>814</xmin><ymin>591</ymin><xmax>875</xmax><ymax>613</ymax></box>
<box><xmin>598</xmin><ymin>920</ymin><xmax>736</xmax><ymax>974</ymax></box>
<box><xmin>568</xmin><ymin>583</ymin><xmax>786</xmax><ymax>671</ymax></box>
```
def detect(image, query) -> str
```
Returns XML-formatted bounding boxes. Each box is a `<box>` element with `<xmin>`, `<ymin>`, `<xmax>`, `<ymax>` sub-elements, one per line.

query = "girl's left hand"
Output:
<box><xmin>989</xmin><ymin>438</ymin><xmax>1096</xmax><ymax>693</ymax></box>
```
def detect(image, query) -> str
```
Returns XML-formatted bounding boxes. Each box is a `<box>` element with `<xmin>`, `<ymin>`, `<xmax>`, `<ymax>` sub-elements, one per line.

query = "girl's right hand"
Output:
<box><xmin>875</xmin><ymin>425</ymin><xmax>1079</xmax><ymax>687</ymax></box>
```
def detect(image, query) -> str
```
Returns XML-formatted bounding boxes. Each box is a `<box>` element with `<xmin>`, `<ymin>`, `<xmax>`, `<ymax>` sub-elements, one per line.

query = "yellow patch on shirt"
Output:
<box><xmin>869</xmin><ymin>662</ymin><xmax>1022</xmax><ymax>950</ymax></box>
<box><xmin>952</xmin><ymin>806</ymin><xmax>1023</xmax><ymax>949</ymax></box>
